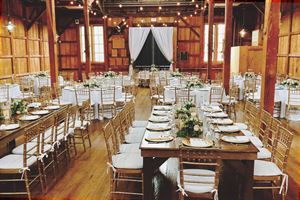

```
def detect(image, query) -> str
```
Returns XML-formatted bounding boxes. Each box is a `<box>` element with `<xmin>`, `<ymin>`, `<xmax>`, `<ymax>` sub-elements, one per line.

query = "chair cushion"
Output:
<box><xmin>12</xmin><ymin>142</ymin><xmax>38</xmax><ymax>155</ymax></box>
<box><xmin>254</xmin><ymin>160</ymin><xmax>282</xmax><ymax>177</ymax></box>
<box><xmin>128</xmin><ymin>127</ymin><xmax>146</xmax><ymax>135</ymax></box>
<box><xmin>177</xmin><ymin>169</ymin><xmax>216</xmax><ymax>194</ymax></box>
<box><xmin>125</xmin><ymin>133</ymin><xmax>144</xmax><ymax>144</ymax></box>
<box><xmin>119</xmin><ymin>143</ymin><xmax>141</xmax><ymax>153</ymax></box>
<box><xmin>0</xmin><ymin>154</ymin><xmax>37</xmax><ymax>169</ymax></box>
<box><xmin>132</xmin><ymin>120</ymin><xmax>148</xmax><ymax>128</ymax></box>
<box><xmin>112</xmin><ymin>153</ymin><xmax>143</xmax><ymax>169</ymax></box>
<box><xmin>257</xmin><ymin>148</ymin><xmax>272</xmax><ymax>160</ymax></box>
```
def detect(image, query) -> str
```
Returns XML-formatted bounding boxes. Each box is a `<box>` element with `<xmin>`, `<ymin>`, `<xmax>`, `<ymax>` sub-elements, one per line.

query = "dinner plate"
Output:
<box><xmin>211</xmin><ymin>118</ymin><xmax>233</xmax><ymax>125</ymax></box>
<box><xmin>234</xmin><ymin>123</ymin><xmax>248</xmax><ymax>130</ymax></box>
<box><xmin>182</xmin><ymin>138</ymin><xmax>213</xmax><ymax>148</ymax></box>
<box><xmin>218</xmin><ymin>125</ymin><xmax>240</xmax><ymax>133</ymax></box>
<box><xmin>152</xmin><ymin>111</ymin><xmax>170</xmax><ymax>116</ymax></box>
<box><xmin>206</xmin><ymin>112</ymin><xmax>228</xmax><ymax>118</ymax></box>
<box><xmin>31</xmin><ymin>110</ymin><xmax>49</xmax><ymax>115</ymax></box>
<box><xmin>146</xmin><ymin>123</ymin><xmax>172</xmax><ymax>131</ymax></box>
<box><xmin>145</xmin><ymin>132</ymin><xmax>174</xmax><ymax>143</ymax></box>
<box><xmin>0</xmin><ymin>124</ymin><xmax>20</xmax><ymax>131</ymax></box>
<box><xmin>148</xmin><ymin>116</ymin><xmax>170</xmax><ymax>123</ymax></box>
<box><xmin>221</xmin><ymin>136</ymin><xmax>250</xmax><ymax>144</ymax></box>
<box><xmin>27</xmin><ymin>102</ymin><xmax>41</xmax><ymax>108</ymax></box>
<box><xmin>201</xmin><ymin>106</ymin><xmax>222</xmax><ymax>113</ymax></box>
<box><xmin>19</xmin><ymin>115</ymin><xmax>40</xmax><ymax>121</ymax></box>
<box><xmin>153</xmin><ymin>106</ymin><xmax>172</xmax><ymax>111</ymax></box>
<box><xmin>44</xmin><ymin>105</ymin><xmax>60</xmax><ymax>110</ymax></box>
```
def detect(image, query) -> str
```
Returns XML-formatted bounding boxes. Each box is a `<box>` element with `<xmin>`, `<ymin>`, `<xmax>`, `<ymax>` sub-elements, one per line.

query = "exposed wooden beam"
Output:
<box><xmin>27</xmin><ymin>5</ymin><xmax>46</xmax><ymax>30</ymax></box>
<box><xmin>179</xmin><ymin>16</ymin><xmax>200</xmax><ymax>38</ymax></box>
<box><xmin>207</xmin><ymin>0</ymin><xmax>214</xmax><ymax>80</ymax></box>
<box><xmin>46</xmin><ymin>0</ymin><xmax>58</xmax><ymax>85</ymax></box>
<box><xmin>83</xmin><ymin>0</ymin><xmax>91</xmax><ymax>77</ymax></box>
<box><xmin>260</xmin><ymin>0</ymin><xmax>281</xmax><ymax>114</ymax></box>
<box><xmin>57</xmin><ymin>16</ymin><xmax>76</xmax><ymax>35</ymax></box>
<box><xmin>223</xmin><ymin>0</ymin><xmax>233</xmax><ymax>93</ymax></box>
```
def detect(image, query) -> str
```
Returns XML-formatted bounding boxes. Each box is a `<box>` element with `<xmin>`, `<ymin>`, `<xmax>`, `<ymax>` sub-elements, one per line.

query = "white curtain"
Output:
<box><xmin>128</xmin><ymin>27</ymin><xmax>151</xmax><ymax>76</ymax></box>
<box><xmin>151</xmin><ymin>27</ymin><xmax>174</xmax><ymax>71</ymax></box>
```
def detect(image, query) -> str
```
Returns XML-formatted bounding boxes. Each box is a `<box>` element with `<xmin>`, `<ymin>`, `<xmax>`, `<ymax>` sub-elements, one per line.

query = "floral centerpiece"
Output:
<box><xmin>280</xmin><ymin>79</ymin><xmax>300</xmax><ymax>88</ymax></box>
<box><xmin>150</xmin><ymin>64</ymin><xmax>159</xmax><ymax>72</ymax></box>
<box><xmin>11</xmin><ymin>99</ymin><xmax>27</xmax><ymax>115</ymax></box>
<box><xmin>83</xmin><ymin>80</ymin><xmax>100</xmax><ymax>88</ymax></box>
<box><xmin>244</xmin><ymin>72</ymin><xmax>256</xmax><ymax>79</ymax></box>
<box><xmin>186</xmin><ymin>80</ymin><xmax>204</xmax><ymax>89</ymax></box>
<box><xmin>34</xmin><ymin>71</ymin><xmax>48</xmax><ymax>77</ymax></box>
<box><xmin>171</xmin><ymin>71</ymin><xmax>183</xmax><ymax>77</ymax></box>
<box><xmin>104</xmin><ymin>71</ymin><xmax>117</xmax><ymax>78</ymax></box>
<box><xmin>175</xmin><ymin>101</ymin><xmax>203</xmax><ymax>138</ymax></box>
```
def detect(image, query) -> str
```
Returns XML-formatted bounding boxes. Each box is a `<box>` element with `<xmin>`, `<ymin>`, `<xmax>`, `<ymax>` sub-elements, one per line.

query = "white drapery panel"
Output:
<box><xmin>151</xmin><ymin>27</ymin><xmax>174</xmax><ymax>71</ymax></box>
<box><xmin>128</xmin><ymin>27</ymin><xmax>151</xmax><ymax>76</ymax></box>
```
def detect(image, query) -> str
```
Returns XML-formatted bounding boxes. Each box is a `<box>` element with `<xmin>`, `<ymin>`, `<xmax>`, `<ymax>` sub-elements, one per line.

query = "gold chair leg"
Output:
<box><xmin>24</xmin><ymin>170</ymin><xmax>32</xmax><ymax>200</ymax></box>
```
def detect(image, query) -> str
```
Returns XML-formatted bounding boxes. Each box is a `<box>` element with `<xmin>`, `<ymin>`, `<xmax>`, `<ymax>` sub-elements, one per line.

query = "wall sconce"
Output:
<box><xmin>239</xmin><ymin>28</ymin><xmax>247</xmax><ymax>38</ymax></box>
<box><xmin>6</xmin><ymin>21</ymin><xmax>15</xmax><ymax>33</ymax></box>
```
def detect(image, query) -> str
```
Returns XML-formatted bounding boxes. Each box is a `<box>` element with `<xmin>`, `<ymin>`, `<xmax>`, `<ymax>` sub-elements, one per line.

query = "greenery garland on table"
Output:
<box><xmin>170</xmin><ymin>71</ymin><xmax>183</xmax><ymax>77</ymax></box>
<box><xmin>104</xmin><ymin>71</ymin><xmax>117</xmax><ymax>78</ymax></box>
<box><xmin>186</xmin><ymin>80</ymin><xmax>204</xmax><ymax>89</ymax></box>
<box><xmin>34</xmin><ymin>72</ymin><xmax>48</xmax><ymax>77</ymax></box>
<box><xmin>175</xmin><ymin>100</ymin><xmax>203</xmax><ymax>138</ymax></box>
<box><xmin>244</xmin><ymin>72</ymin><xmax>256</xmax><ymax>79</ymax></box>
<box><xmin>280</xmin><ymin>79</ymin><xmax>299</xmax><ymax>88</ymax></box>
<box><xmin>11</xmin><ymin>99</ymin><xmax>27</xmax><ymax>115</ymax></box>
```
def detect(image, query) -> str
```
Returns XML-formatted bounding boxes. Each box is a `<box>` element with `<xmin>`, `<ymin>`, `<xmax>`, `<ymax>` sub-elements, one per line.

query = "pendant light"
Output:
<box><xmin>239</xmin><ymin>7</ymin><xmax>247</xmax><ymax>38</ymax></box>
<box><xmin>5</xmin><ymin>0</ymin><xmax>15</xmax><ymax>33</ymax></box>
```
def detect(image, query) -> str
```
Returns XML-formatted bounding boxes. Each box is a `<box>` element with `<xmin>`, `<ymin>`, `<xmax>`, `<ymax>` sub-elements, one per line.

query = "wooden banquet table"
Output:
<box><xmin>140</xmin><ymin>130</ymin><xmax>258</xmax><ymax>200</ymax></box>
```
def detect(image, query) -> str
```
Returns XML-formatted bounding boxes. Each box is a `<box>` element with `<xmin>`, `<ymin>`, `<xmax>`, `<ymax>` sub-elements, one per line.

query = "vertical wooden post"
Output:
<box><xmin>260</xmin><ymin>0</ymin><xmax>281</xmax><ymax>114</ymax></box>
<box><xmin>83</xmin><ymin>0</ymin><xmax>91</xmax><ymax>76</ymax></box>
<box><xmin>199</xmin><ymin>11</ymin><xmax>204</xmax><ymax>69</ymax></box>
<box><xmin>223</xmin><ymin>0</ymin><xmax>233</xmax><ymax>93</ymax></box>
<box><xmin>103</xmin><ymin>18</ymin><xmax>109</xmax><ymax>72</ymax></box>
<box><xmin>46</xmin><ymin>0</ymin><xmax>58</xmax><ymax>85</ymax></box>
<box><xmin>207</xmin><ymin>0</ymin><xmax>214</xmax><ymax>80</ymax></box>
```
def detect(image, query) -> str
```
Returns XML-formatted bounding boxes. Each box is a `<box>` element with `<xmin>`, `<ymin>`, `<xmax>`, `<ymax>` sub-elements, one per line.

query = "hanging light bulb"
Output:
<box><xmin>239</xmin><ymin>29</ymin><xmax>247</xmax><ymax>38</ymax></box>
<box><xmin>119</xmin><ymin>4</ymin><xmax>122</xmax><ymax>8</ymax></box>
<box><xmin>6</xmin><ymin>21</ymin><xmax>15</xmax><ymax>33</ymax></box>
<box><xmin>140</xmin><ymin>6</ymin><xmax>143</xmax><ymax>11</ymax></box>
<box><xmin>158</xmin><ymin>6</ymin><xmax>162</xmax><ymax>10</ymax></box>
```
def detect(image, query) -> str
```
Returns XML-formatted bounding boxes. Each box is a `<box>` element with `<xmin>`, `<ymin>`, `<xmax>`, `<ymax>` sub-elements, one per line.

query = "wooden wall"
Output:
<box><xmin>0</xmin><ymin>0</ymin><xmax>49</xmax><ymax>82</ymax></box>
<box><xmin>277</xmin><ymin>2</ymin><xmax>300</xmax><ymax>79</ymax></box>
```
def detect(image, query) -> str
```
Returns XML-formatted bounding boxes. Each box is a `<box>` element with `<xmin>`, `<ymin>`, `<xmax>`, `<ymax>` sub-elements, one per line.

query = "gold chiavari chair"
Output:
<box><xmin>209</xmin><ymin>86</ymin><xmax>223</xmax><ymax>105</ymax></box>
<box><xmin>178</xmin><ymin>148</ymin><xmax>221</xmax><ymax>200</ymax></box>
<box><xmin>66</xmin><ymin>105</ymin><xmax>78</xmax><ymax>156</ymax></box>
<box><xmin>127</xmin><ymin>100</ymin><xmax>148</xmax><ymax>128</ymax></box>
<box><xmin>175</xmin><ymin>87</ymin><xmax>195</xmax><ymax>106</ymax></box>
<box><xmin>220</xmin><ymin>85</ymin><xmax>239</xmax><ymax>120</ymax></box>
<box><xmin>0</xmin><ymin>122</ymin><xmax>45</xmax><ymax>199</ymax></box>
<box><xmin>150</xmin><ymin>85</ymin><xmax>162</xmax><ymax>107</ymax></box>
<box><xmin>99</xmin><ymin>86</ymin><xmax>116</xmax><ymax>119</ymax></box>
<box><xmin>75</xmin><ymin>86</ymin><xmax>91</xmax><ymax>106</ymax></box>
<box><xmin>102</xmin><ymin>122</ymin><xmax>144</xmax><ymax>200</ymax></box>
<box><xmin>157</xmin><ymin>85</ymin><xmax>175</xmax><ymax>105</ymax></box>
<box><xmin>75</xmin><ymin>100</ymin><xmax>92</xmax><ymax>152</ymax></box>
<box><xmin>39</xmin><ymin>86</ymin><xmax>52</xmax><ymax>104</ymax></box>
<box><xmin>253</xmin><ymin>126</ymin><xmax>294</xmax><ymax>200</ymax></box>
<box><xmin>286</xmin><ymin>87</ymin><xmax>300</xmax><ymax>120</ymax></box>
<box><xmin>20</xmin><ymin>78</ymin><xmax>35</xmax><ymax>99</ymax></box>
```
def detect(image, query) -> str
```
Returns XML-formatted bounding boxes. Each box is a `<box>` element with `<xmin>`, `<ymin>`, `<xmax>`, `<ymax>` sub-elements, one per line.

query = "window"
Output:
<box><xmin>204</xmin><ymin>23</ymin><xmax>225</xmax><ymax>62</ymax></box>
<box><xmin>80</xmin><ymin>25</ymin><xmax>105</xmax><ymax>63</ymax></box>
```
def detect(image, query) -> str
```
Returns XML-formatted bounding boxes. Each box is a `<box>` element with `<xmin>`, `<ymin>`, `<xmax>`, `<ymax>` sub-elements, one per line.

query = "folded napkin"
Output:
<box><xmin>149</xmin><ymin>116</ymin><xmax>169</xmax><ymax>122</ymax></box>
<box><xmin>218</xmin><ymin>125</ymin><xmax>240</xmax><ymax>133</ymax></box>
<box><xmin>206</xmin><ymin>112</ymin><xmax>228</xmax><ymax>118</ymax></box>
<box><xmin>190</xmin><ymin>138</ymin><xmax>211</xmax><ymax>147</ymax></box>
<box><xmin>222</xmin><ymin>136</ymin><xmax>250</xmax><ymax>143</ymax></box>
<box><xmin>234</xmin><ymin>123</ymin><xmax>248</xmax><ymax>130</ymax></box>
<box><xmin>146</xmin><ymin>122</ymin><xmax>171</xmax><ymax>131</ymax></box>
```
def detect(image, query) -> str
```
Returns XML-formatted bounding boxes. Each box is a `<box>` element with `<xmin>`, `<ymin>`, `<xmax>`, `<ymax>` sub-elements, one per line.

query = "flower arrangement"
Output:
<box><xmin>104</xmin><ymin>71</ymin><xmax>117</xmax><ymax>78</ymax></box>
<box><xmin>186</xmin><ymin>80</ymin><xmax>204</xmax><ymax>89</ymax></box>
<box><xmin>35</xmin><ymin>71</ymin><xmax>48</xmax><ymax>77</ymax></box>
<box><xmin>170</xmin><ymin>71</ymin><xmax>183</xmax><ymax>77</ymax></box>
<box><xmin>11</xmin><ymin>99</ymin><xmax>27</xmax><ymax>115</ymax></box>
<box><xmin>83</xmin><ymin>80</ymin><xmax>100</xmax><ymax>88</ymax></box>
<box><xmin>150</xmin><ymin>65</ymin><xmax>159</xmax><ymax>72</ymax></box>
<box><xmin>244</xmin><ymin>72</ymin><xmax>256</xmax><ymax>79</ymax></box>
<box><xmin>280</xmin><ymin>79</ymin><xmax>300</xmax><ymax>88</ymax></box>
<box><xmin>176</xmin><ymin>112</ymin><xmax>203</xmax><ymax>138</ymax></box>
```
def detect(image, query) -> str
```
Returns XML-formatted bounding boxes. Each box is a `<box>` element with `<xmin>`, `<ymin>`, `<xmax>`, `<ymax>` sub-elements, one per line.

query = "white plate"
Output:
<box><xmin>145</xmin><ymin>132</ymin><xmax>174</xmax><ymax>143</ymax></box>
<box><xmin>221</xmin><ymin>136</ymin><xmax>250</xmax><ymax>144</ymax></box>
<box><xmin>19</xmin><ymin>115</ymin><xmax>40</xmax><ymax>121</ymax></box>
<box><xmin>44</xmin><ymin>105</ymin><xmax>60</xmax><ymax>110</ymax></box>
<box><xmin>234</xmin><ymin>123</ymin><xmax>248</xmax><ymax>130</ymax></box>
<box><xmin>201</xmin><ymin>106</ymin><xmax>222</xmax><ymax>113</ymax></box>
<box><xmin>149</xmin><ymin>116</ymin><xmax>170</xmax><ymax>123</ymax></box>
<box><xmin>27</xmin><ymin>102</ymin><xmax>41</xmax><ymax>108</ymax></box>
<box><xmin>0</xmin><ymin>124</ymin><xmax>20</xmax><ymax>131</ymax></box>
<box><xmin>211</xmin><ymin>118</ymin><xmax>233</xmax><ymax>125</ymax></box>
<box><xmin>182</xmin><ymin>138</ymin><xmax>213</xmax><ymax>148</ymax></box>
<box><xmin>206</xmin><ymin>112</ymin><xmax>228</xmax><ymax>118</ymax></box>
<box><xmin>146</xmin><ymin>122</ymin><xmax>171</xmax><ymax>131</ymax></box>
<box><xmin>153</xmin><ymin>106</ymin><xmax>172</xmax><ymax>111</ymax></box>
<box><xmin>152</xmin><ymin>111</ymin><xmax>170</xmax><ymax>116</ymax></box>
<box><xmin>218</xmin><ymin>125</ymin><xmax>240</xmax><ymax>133</ymax></box>
<box><xmin>31</xmin><ymin>110</ymin><xmax>49</xmax><ymax>115</ymax></box>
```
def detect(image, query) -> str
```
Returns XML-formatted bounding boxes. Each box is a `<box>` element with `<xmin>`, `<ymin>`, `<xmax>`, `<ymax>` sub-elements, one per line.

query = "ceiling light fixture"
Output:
<box><xmin>119</xmin><ymin>4</ymin><xmax>122</xmax><ymax>8</ymax></box>
<box><xmin>140</xmin><ymin>6</ymin><xmax>143</xmax><ymax>11</ymax></box>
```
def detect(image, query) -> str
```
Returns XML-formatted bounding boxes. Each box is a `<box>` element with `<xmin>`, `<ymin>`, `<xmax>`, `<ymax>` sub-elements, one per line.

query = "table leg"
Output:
<box><xmin>242</xmin><ymin>160</ymin><xmax>254</xmax><ymax>200</ymax></box>
<box><xmin>143</xmin><ymin>157</ymin><xmax>154</xmax><ymax>200</ymax></box>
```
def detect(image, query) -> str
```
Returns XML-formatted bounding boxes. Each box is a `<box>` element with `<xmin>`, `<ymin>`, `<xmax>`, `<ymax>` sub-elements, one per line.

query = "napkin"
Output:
<box><xmin>190</xmin><ymin>138</ymin><xmax>210</xmax><ymax>147</ymax></box>
<box><xmin>218</xmin><ymin>125</ymin><xmax>240</xmax><ymax>132</ymax></box>
<box><xmin>234</xmin><ymin>123</ymin><xmax>248</xmax><ymax>130</ymax></box>
<box><xmin>146</xmin><ymin>122</ymin><xmax>171</xmax><ymax>131</ymax></box>
<box><xmin>222</xmin><ymin>136</ymin><xmax>250</xmax><ymax>143</ymax></box>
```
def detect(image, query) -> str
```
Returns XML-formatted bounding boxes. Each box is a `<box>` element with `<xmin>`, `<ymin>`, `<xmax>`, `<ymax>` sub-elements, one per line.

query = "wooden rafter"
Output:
<box><xmin>26</xmin><ymin>4</ymin><xmax>46</xmax><ymax>30</ymax></box>
<box><xmin>178</xmin><ymin>15</ymin><xmax>200</xmax><ymax>38</ymax></box>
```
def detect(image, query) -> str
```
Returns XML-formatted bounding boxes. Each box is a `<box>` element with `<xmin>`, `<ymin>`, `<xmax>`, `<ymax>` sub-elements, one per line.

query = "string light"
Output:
<box><xmin>70</xmin><ymin>1</ymin><xmax>74</xmax><ymax>5</ymax></box>
<box><xmin>140</xmin><ymin>6</ymin><xmax>143</xmax><ymax>11</ymax></box>
<box><xmin>184</xmin><ymin>16</ymin><xmax>187</xmax><ymax>20</ymax></box>
<box><xmin>119</xmin><ymin>4</ymin><xmax>122</xmax><ymax>8</ymax></box>
<box><xmin>194</xmin><ymin>11</ymin><xmax>197</xmax><ymax>14</ymax></box>
<box><xmin>190</xmin><ymin>14</ymin><xmax>193</xmax><ymax>17</ymax></box>
<box><xmin>95</xmin><ymin>0</ymin><xmax>99</xmax><ymax>4</ymax></box>
<box><xmin>195</xmin><ymin>4</ymin><xmax>199</xmax><ymax>8</ymax></box>
<box><xmin>158</xmin><ymin>6</ymin><xmax>162</xmax><ymax>10</ymax></box>
<box><xmin>177</xmin><ymin>2</ymin><xmax>180</xmax><ymax>6</ymax></box>
<box><xmin>174</xmin><ymin>20</ymin><xmax>177</xmax><ymax>23</ymax></box>
<box><xmin>177</xmin><ymin>12</ymin><xmax>181</xmax><ymax>16</ymax></box>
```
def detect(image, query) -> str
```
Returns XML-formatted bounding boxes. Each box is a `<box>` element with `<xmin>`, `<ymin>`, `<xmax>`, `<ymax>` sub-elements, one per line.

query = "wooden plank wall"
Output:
<box><xmin>277</xmin><ymin>2</ymin><xmax>300</xmax><ymax>79</ymax></box>
<box><xmin>0</xmin><ymin>1</ymin><xmax>49</xmax><ymax>82</ymax></box>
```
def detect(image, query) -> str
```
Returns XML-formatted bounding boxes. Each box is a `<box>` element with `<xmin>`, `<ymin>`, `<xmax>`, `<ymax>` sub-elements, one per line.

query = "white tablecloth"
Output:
<box><xmin>33</xmin><ymin>76</ymin><xmax>64</xmax><ymax>94</ymax></box>
<box><xmin>61</xmin><ymin>86</ymin><xmax>122</xmax><ymax>119</ymax></box>
<box><xmin>0</xmin><ymin>84</ymin><xmax>22</xmax><ymax>101</ymax></box>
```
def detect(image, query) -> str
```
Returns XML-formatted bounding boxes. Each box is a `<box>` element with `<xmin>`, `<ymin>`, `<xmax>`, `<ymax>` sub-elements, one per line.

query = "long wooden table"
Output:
<box><xmin>140</xmin><ymin>129</ymin><xmax>258</xmax><ymax>200</ymax></box>
<box><xmin>0</xmin><ymin>106</ymin><xmax>67</xmax><ymax>156</ymax></box>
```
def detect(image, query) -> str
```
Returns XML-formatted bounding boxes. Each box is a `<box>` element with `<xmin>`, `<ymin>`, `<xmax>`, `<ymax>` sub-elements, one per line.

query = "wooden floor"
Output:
<box><xmin>41</xmin><ymin>88</ymin><xmax>299</xmax><ymax>200</ymax></box>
